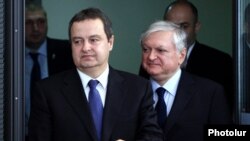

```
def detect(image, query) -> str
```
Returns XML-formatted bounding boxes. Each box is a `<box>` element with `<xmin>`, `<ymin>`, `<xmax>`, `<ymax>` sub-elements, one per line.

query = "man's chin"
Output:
<box><xmin>147</xmin><ymin>70</ymin><xmax>159</xmax><ymax>76</ymax></box>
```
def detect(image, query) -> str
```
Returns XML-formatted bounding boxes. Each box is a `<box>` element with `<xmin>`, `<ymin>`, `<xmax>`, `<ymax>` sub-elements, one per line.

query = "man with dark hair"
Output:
<box><xmin>28</xmin><ymin>7</ymin><xmax>163</xmax><ymax>141</ymax></box>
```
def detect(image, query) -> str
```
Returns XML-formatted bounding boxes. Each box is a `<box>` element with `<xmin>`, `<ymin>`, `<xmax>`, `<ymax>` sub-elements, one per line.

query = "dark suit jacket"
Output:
<box><xmin>162</xmin><ymin>71</ymin><xmax>232</xmax><ymax>141</ymax></box>
<box><xmin>28</xmin><ymin>67</ymin><xmax>163</xmax><ymax>141</ymax></box>
<box><xmin>46</xmin><ymin>37</ymin><xmax>75</xmax><ymax>75</ymax></box>
<box><xmin>139</xmin><ymin>41</ymin><xmax>234</xmax><ymax>113</ymax></box>
<box><xmin>26</xmin><ymin>37</ymin><xmax>74</xmax><ymax>136</ymax></box>
<box><xmin>186</xmin><ymin>42</ymin><xmax>234</xmax><ymax>109</ymax></box>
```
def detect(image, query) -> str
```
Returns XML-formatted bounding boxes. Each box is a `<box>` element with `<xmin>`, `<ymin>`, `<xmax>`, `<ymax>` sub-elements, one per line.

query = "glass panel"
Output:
<box><xmin>237</xmin><ymin>0</ymin><xmax>250</xmax><ymax>124</ymax></box>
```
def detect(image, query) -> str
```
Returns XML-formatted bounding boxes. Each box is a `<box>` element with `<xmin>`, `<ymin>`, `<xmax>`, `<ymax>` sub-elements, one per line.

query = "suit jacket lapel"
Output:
<box><xmin>164</xmin><ymin>71</ymin><xmax>197</xmax><ymax>132</ymax></box>
<box><xmin>61</xmin><ymin>69</ymin><xmax>98</xmax><ymax>141</ymax></box>
<box><xmin>102</xmin><ymin>67</ymin><xmax>126</xmax><ymax>141</ymax></box>
<box><xmin>60</xmin><ymin>67</ymin><xmax>127</xmax><ymax>141</ymax></box>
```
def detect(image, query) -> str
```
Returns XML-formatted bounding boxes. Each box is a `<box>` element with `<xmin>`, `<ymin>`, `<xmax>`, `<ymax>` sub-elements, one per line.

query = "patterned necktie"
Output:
<box><xmin>155</xmin><ymin>87</ymin><xmax>166</xmax><ymax>128</ymax></box>
<box><xmin>88</xmin><ymin>80</ymin><xmax>103</xmax><ymax>141</ymax></box>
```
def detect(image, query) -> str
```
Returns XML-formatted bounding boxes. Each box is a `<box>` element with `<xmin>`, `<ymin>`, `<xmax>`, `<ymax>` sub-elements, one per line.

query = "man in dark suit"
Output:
<box><xmin>140</xmin><ymin>20</ymin><xmax>232</xmax><ymax>141</ymax></box>
<box><xmin>28</xmin><ymin>7</ymin><xmax>163</xmax><ymax>141</ymax></box>
<box><xmin>139</xmin><ymin>0</ymin><xmax>234</xmax><ymax>114</ymax></box>
<box><xmin>25</xmin><ymin>3</ymin><xmax>74</xmax><ymax>139</ymax></box>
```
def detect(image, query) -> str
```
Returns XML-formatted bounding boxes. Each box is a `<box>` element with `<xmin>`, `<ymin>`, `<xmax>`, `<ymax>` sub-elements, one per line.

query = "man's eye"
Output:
<box><xmin>157</xmin><ymin>49</ymin><xmax>166</xmax><ymax>53</ymax></box>
<box><xmin>142</xmin><ymin>47</ymin><xmax>149</xmax><ymax>52</ymax></box>
<box><xmin>25</xmin><ymin>18</ymin><xmax>46</xmax><ymax>27</ymax></box>
<box><xmin>90</xmin><ymin>38</ymin><xmax>99</xmax><ymax>43</ymax></box>
<box><xmin>37</xmin><ymin>19</ymin><xmax>46</xmax><ymax>25</ymax></box>
<box><xmin>180</xmin><ymin>24</ymin><xmax>189</xmax><ymax>29</ymax></box>
<box><xmin>73</xmin><ymin>39</ymin><xmax>83</xmax><ymax>45</ymax></box>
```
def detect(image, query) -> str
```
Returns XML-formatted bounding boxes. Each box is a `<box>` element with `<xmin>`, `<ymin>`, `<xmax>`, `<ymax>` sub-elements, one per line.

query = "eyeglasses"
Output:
<box><xmin>25</xmin><ymin>18</ymin><xmax>46</xmax><ymax>27</ymax></box>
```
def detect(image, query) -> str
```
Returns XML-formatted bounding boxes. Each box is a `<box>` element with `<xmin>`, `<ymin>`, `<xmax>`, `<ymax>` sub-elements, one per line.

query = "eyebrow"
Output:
<box><xmin>71</xmin><ymin>37</ymin><xmax>83</xmax><ymax>40</ymax></box>
<box><xmin>71</xmin><ymin>35</ymin><xmax>102</xmax><ymax>40</ymax></box>
<box><xmin>89</xmin><ymin>34</ymin><xmax>102</xmax><ymax>38</ymax></box>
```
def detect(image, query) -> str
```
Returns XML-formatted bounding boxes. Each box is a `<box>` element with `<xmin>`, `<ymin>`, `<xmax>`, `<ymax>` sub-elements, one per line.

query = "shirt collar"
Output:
<box><xmin>25</xmin><ymin>39</ymin><xmax>47</xmax><ymax>56</ymax></box>
<box><xmin>151</xmin><ymin>68</ymin><xmax>182</xmax><ymax>96</ymax></box>
<box><xmin>77</xmin><ymin>66</ymin><xmax>109</xmax><ymax>90</ymax></box>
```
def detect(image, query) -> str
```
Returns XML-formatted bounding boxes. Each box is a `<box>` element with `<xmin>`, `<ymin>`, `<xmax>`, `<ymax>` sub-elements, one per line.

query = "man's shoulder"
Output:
<box><xmin>38</xmin><ymin>69</ymin><xmax>76</xmax><ymax>86</ymax></box>
<box><xmin>47</xmin><ymin>37</ymin><xmax>70</xmax><ymax>47</ymax></box>
<box><xmin>111</xmin><ymin>68</ymin><xmax>149</xmax><ymax>83</ymax></box>
<box><xmin>47</xmin><ymin>37</ymin><xmax>69</xmax><ymax>42</ymax></box>
<box><xmin>181</xmin><ymin>71</ymin><xmax>223</xmax><ymax>89</ymax></box>
<box><xmin>196</xmin><ymin>42</ymin><xmax>231</xmax><ymax>58</ymax></box>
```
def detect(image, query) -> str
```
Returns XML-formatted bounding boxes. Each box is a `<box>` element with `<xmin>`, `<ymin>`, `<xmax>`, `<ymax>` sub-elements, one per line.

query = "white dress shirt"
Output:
<box><xmin>151</xmin><ymin>68</ymin><xmax>182</xmax><ymax>116</ymax></box>
<box><xmin>77</xmin><ymin>66</ymin><xmax>109</xmax><ymax>106</ymax></box>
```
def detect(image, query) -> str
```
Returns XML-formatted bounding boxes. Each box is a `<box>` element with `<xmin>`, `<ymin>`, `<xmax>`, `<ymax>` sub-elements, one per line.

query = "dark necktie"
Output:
<box><xmin>155</xmin><ymin>87</ymin><xmax>166</xmax><ymax>128</ymax></box>
<box><xmin>27</xmin><ymin>52</ymin><xmax>41</xmax><ymax>131</ymax></box>
<box><xmin>88</xmin><ymin>80</ymin><xmax>103</xmax><ymax>141</ymax></box>
<box><xmin>30</xmin><ymin>53</ymin><xmax>41</xmax><ymax>92</ymax></box>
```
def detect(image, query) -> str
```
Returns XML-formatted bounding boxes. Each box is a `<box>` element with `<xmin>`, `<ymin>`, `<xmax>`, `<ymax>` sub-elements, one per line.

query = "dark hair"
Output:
<box><xmin>163</xmin><ymin>0</ymin><xmax>198</xmax><ymax>23</ymax></box>
<box><xmin>68</xmin><ymin>7</ymin><xmax>113</xmax><ymax>41</ymax></box>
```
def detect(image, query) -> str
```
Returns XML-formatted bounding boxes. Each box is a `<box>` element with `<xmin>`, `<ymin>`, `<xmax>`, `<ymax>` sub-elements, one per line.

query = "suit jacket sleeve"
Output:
<box><xmin>135</xmin><ymin>81</ymin><xmax>164</xmax><ymax>140</ymax></box>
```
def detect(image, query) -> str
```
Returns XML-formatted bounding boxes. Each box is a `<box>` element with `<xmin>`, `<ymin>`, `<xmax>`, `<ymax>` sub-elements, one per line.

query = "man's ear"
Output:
<box><xmin>195</xmin><ymin>21</ymin><xmax>201</xmax><ymax>34</ymax></box>
<box><xmin>179</xmin><ymin>47</ymin><xmax>187</xmax><ymax>65</ymax></box>
<box><xmin>108</xmin><ymin>35</ymin><xmax>114</xmax><ymax>51</ymax></box>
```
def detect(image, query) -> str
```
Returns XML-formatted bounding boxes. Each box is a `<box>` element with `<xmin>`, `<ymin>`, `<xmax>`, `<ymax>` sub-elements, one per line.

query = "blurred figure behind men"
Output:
<box><xmin>25</xmin><ymin>3</ymin><xmax>74</xmax><ymax>140</ymax></box>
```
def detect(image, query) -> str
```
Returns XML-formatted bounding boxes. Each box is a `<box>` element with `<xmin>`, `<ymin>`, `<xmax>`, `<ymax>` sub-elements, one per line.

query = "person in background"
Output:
<box><xmin>28</xmin><ymin>7</ymin><xmax>163</xmax><ymax>141</ymax></box>
<box><xmin>25</xmin><ymin>3</ymin><xmax>74</xmax><ymax>140</ymax></box>
<box><xmin>140</xmin><ymin>20</ymin><xmax>232</xmax><ymax>141</ymax></box>
<box><xmin>139</xmin><ymin>0</ymin><xmax>234</xmax><ymax>115</ymax></box>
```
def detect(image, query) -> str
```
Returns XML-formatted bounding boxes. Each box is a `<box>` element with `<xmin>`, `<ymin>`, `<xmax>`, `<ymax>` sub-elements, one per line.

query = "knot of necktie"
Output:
<box><xmin>156</xmin><ymin>87</ymin><xmax>166</xmax><ymax>98</ymax></box>
<box><xmin>29</xmin><ymin>52</ymin><xmax>39</xmax><ymax>61</ymax></box>
<box><xmin>88</xmin><ymin>79</ymin><xmax>99</xmax><ymax>89</ymax></box>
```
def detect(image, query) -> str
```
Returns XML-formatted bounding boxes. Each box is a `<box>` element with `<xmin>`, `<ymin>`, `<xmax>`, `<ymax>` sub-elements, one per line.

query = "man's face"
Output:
<box><xmin>70</xmin><ymin>19</ymin><xmax>114</xmax><ymax>75</ymax></box>
<box><xmin>164</xmin><ymin>4</ymin><xmax>200</xmax><ymax>47</ymax></box>
<box><xmin>25</xmin><ymin>10</ymin><xmax>47</xmax><ymax>49</ymax></box>
<box><xmin>142</xmin><ymin>31</ymin><xmax>186</xmax><ymax>83</ymax></box>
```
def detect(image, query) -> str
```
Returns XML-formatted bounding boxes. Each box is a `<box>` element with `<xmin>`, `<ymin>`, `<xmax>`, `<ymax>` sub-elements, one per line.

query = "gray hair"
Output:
<box><xmin>25</xmin><ymin>3</ymin><xmax>47</xmax><ymax>19</ymax></box>
<box><xmin>140</xmin><ymin>20</ymin><xmax>187</xmax><ymax>52</ymax></box>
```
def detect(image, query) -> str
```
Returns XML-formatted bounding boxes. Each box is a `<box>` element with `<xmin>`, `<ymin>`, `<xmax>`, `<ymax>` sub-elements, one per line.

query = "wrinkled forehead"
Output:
<box><xmin>25</xmin><ymin>10</ymin><xmax>46</xmax><ymax>20</ymax></box>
